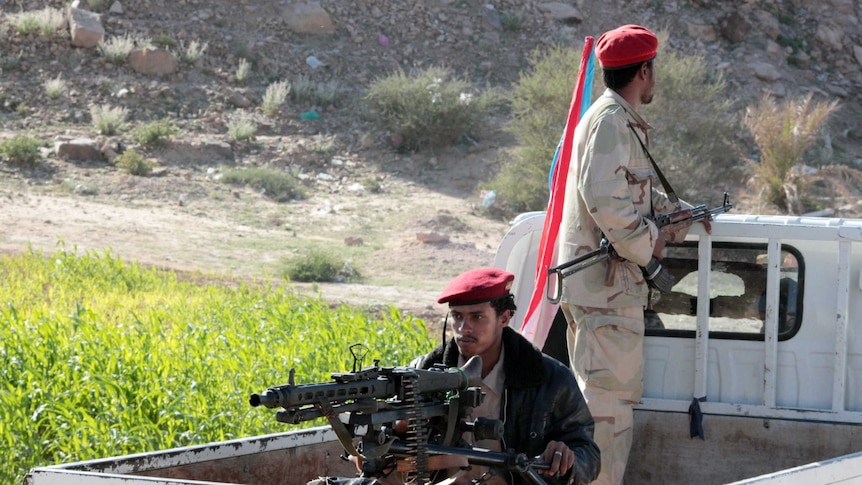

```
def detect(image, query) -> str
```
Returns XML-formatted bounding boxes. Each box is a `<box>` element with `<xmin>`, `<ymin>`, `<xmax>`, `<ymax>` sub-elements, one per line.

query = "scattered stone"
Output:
<box><xmin>55</xmin><ymin>138</ymin><xmax>102</xmax><ymax>161</ymax></box>
<box><xmin>416</xmin><ymin>231</ymin><xmax>450</xmax><ymax>244</ymax></box>
<box><xmin>69</xmin><ymin>7</ymin><xmax>104</xmax><ymax>48</ymax></box>
<box><xmin>537</xmin><ymin>2</ymin><xmax>582</xmax><ymax>23</ymax></box>
<box><xmin>282</xmin><ymin>2</ymin><xmax>335</xmax><ymax>34</ymax></box>
<box><xmin>751</xmin><ymin>62</ymin><xmax>782</xmax><ymax>82</ymax></box>
<box><xmin>128</xmin><ymin>48</ymin><xmax>178</xmax><ymax>76</ymax></box>
<box><xmin>718</xmin><ymin>12</ymin><xmax>749</xmax><ymax>44</ymax></box>
<box><xmin>228</xmin><ymin>91</ymin><xmax>251</xmax><ymax>108</ymax></box>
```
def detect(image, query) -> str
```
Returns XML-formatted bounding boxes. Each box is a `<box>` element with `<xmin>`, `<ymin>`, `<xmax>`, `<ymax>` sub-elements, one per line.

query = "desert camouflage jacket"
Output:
<box><xmin>558</xmin><ymin>89</ymin><xmax>688</xmax><ymax>309</ymax></box>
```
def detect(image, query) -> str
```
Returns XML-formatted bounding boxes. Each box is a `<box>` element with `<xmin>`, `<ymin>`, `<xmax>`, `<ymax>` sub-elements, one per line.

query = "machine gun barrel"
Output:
<box><xmin>249</xmin><ymin>355</ymin><xmax>483</xmax><ymax>411</ymax></box>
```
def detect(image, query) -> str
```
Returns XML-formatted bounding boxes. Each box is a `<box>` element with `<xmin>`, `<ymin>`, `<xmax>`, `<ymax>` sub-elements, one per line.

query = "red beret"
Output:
<box><xmin>596</xmin><ymin>24</ymin><xmax>658</xmax><ymax>70</ymax></box>
<box><xmin>438</xmin><ymin>268</ymin><xmax>515</xmax><ymax>305</ymax></box>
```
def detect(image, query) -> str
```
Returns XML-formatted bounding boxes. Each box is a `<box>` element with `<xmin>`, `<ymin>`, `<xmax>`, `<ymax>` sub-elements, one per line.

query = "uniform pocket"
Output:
<box><xmin>623</xmin><ymin>167</ymin><xmax>654</xmax><ymax>210</ymax></box>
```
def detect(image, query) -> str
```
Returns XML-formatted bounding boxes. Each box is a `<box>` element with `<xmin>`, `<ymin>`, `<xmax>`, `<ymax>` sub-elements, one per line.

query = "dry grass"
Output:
<box><xmin>743</xmin><ymin>93</ymin><xmax>840</xmax><ymax>213</ymax></box>
<box><xmin>262</xmin><ymin>80</ymin><xmax>290</xmax><ymax>116</ymax></box>
<box><xmin>4</xmin><ymin>7</ymin><xmax>65</xmax><ymax>36</ymax></box>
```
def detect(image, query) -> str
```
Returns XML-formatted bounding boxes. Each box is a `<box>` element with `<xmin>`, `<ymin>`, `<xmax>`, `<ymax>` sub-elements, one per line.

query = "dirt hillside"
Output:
<box><xmin>1</xmin><ymin>0</ymin><xmax>861</xmax><ymax>323</ymax></box>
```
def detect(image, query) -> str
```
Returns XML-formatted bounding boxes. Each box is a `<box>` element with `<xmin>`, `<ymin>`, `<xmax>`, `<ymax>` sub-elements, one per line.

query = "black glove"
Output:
<box><xmin>642</xmin><ymin>257</ymin><xmax>675</xmax><ymax>293</ymax></box>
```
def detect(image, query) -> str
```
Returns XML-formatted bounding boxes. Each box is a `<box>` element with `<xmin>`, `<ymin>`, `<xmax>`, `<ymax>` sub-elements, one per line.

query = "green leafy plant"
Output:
<box><xmin>282</xmin><ymin>248</ymin><xmax>361</xmax><ymax>283</ymax></box>
<box><xmin>0</xmin><ymin>135</ymin><xmax>42</xmax><ymax>165</ymax></box>
<box><xmin>152</xmin><ymin>33</ymin><xmax>176</xmax><ymax>49</ymax></box>
<box><xmin>364</xmin><ymin>66</ymin><xmax>498</xmax><ymax>151</ymax></box>
<box><xmin>262</xmin><ymin>80</ymin><xmax>290</xmax><ymax>116</ymax></box>
<box><xmin>87</xmin><ymin>0</ymin><xmax>110</xmax><ymax>12</ymax></box>
<box><xmin>114</xmin><ymin>148</ymin><xmax>154</xmax><ymax>176</ymax></box>
<box><xmin>131</xmin><ymin>119</ymin><xmax>178</xmax><ymax>146</ymax></box>
<box><xmin>0</xmin><ymin>248</ymin><xmax>430</xmax><ymax>484</ymax></box>
<box><xmin>221</xmin><ymin>167</ymin><xmax>306</xmax><ymax>202</ymax></box>
<box><xmin>90</xmin><ymin>103</ymin><xmax>128</xmax><ymax>135</ymax></box>
<box><xmin>500</xmin><ymin>12</ymin><xmax>524</xmax><ymax>32</ymax></box>
<box><xmin>743</xmin><ymin>92</ymin><xmax>840</xmax><ymax>213</ymax></box>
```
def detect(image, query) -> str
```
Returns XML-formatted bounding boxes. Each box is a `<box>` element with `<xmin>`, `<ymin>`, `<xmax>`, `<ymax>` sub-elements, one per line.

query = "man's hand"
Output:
<box><xmin>642</xmin><ymin>257</ymin><xmax>675</xmax><ymax>293</ymax></box>
<box><xmin>700</xmin><ymin>216</ymin><xmax>712</xmax><ymax>235</ymax></box>
<box><xmin>539</xmin><ymin>441</ymin><xmax>574</xmax><ymax>477</ymax></box>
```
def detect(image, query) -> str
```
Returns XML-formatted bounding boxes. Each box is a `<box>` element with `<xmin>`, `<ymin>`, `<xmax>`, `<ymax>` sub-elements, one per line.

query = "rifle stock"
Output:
<box><xmin>546</xmin><ymin>193</ymin><xmax>733</xmax><ymax>303</ymax></box>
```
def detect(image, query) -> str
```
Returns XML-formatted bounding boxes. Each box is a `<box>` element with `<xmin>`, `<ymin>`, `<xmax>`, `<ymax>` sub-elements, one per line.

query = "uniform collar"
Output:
<box><xmin>603</xmin><ymin>88</ymin><xmax>653</xmax><ymax>132</ymax></box>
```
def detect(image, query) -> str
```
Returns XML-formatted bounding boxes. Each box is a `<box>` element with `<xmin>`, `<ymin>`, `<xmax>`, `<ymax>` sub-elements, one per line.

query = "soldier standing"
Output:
<box><xmin>557</xmin><ymin>24</ymin><xmax>709</xmax><ymax>485</ymax></box>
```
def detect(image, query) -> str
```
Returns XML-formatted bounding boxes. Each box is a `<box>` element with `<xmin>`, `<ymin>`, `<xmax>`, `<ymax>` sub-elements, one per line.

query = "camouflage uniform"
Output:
<box><xmin>558</xmin><ymin>89</ymin><xmax>688</xmax><ymax>485</ymax></box>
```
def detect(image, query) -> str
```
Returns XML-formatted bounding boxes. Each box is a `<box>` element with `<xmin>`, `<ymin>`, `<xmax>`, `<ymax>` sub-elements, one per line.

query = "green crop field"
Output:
<box><xmin>0</xmin><ymin>247</ymin><xmax>434</xmax><ymax>484</ymax></box>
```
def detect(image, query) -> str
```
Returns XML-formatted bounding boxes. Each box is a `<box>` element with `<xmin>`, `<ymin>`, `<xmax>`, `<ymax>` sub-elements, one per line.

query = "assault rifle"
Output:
<box><xmin>546</xmin><ymin>193</ymin><xmax>733</xmax><ymax>303</ymax></box>
<box><xmin>250</xmin><ymin>352</ymin><xmax>552</xmax><ymax>485</ymax></box>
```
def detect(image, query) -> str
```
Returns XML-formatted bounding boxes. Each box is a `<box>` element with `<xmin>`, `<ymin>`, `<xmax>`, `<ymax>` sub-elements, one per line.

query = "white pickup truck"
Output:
<box><xmin>24</xmin><ymin>214</ymin><xmax>862</xmax><ymax>485</ymax></box>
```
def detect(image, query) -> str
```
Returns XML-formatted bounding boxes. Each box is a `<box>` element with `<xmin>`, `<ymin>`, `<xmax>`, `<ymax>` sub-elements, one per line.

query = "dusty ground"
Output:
<box><xmin>3</xmin><ymin>0</ymin><xmax>862</xmax><ymax>325</ymax></box>
<box><xmin>0</xmin><ymin>140</ymin><xmax>512</xmax><ymax>324</ymax></box>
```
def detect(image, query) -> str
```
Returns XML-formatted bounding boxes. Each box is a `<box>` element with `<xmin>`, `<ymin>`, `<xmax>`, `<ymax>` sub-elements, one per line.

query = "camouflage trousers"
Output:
<box><xmin>561</xmin><ymin>304</ymin><xmax>645</xmax><ymax>485</ymax></box>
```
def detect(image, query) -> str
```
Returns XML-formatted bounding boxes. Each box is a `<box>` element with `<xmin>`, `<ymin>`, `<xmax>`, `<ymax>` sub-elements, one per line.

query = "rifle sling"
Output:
<box><xmin>627</xmin><ymin>123</ymin><xmax>679</xmax><ymax>206</ymax></box>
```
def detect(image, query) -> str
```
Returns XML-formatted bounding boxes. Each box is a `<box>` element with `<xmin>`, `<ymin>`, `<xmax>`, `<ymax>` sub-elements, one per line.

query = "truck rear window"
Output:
<box><xmin>647</xmin><ymin>242</ymin><xmax>803</xmax><ymax>341</ymax></box>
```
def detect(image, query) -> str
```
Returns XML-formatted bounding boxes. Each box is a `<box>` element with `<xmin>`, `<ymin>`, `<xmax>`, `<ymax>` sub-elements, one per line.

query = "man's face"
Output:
<box><xmin>449</xmin><ymin>301</ymin><xmax>507</xmax><ymax>360</ymax></box>
<box><xmin>642</xmin><ymin>61</ymin><xmax>656</xmax><ymax>105</ymax></box>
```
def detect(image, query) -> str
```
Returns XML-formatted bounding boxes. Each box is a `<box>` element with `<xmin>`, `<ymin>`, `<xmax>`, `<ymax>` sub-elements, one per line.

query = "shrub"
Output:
<box><xmin>90</xmin><ymin>104</ymin><xmax>128</xmax><ymax>135</ymax></box>
<box><xmin>743</xmin><ymin>92</ymin><xmax>840</xmax><ymax>213</ymax></box>
<box><xmin>315</xmin><ymin>80</ymin><xmax>342</xmax><ymax>107</ymax></box>
<box><xmin>290</xmin><ymin>75</ymin><xmax>316</xmax><ymax>103</ymax></box>
<box><xmin>132</xmin><ymin>119</ymin><xmax>178</xmax><ymax>146</ymax></box>
<box><xmin>87</xmin><ymin>0</ymin><xmax>110</xmax><ymax>12</ymax></box>
<box><xmin>235</xmin><ymin>58</ymin><xmax>251</xmax><ymax>83</ymax></box>
<box><xmin>490</xmin><ymin>45</ymin><xmax>588</xmax><ymax>212</ymax></box>
<box><xmin>363</xmin><ymin>66</ymin><xmax>497</xmax><ymax>151</ymax></box>
<box><xmin>227</xmin><ymin>111</ymin><xmax>257</xmax><ymax>140</ymax></box>
<box><xmin>262</xmin><ymin>80</ymin><xmax>290</xmax><ymax>116</ymax></box>
<box><xmin>5</xmin><ymin>7</ymin><xmax>65</xmax><ymax>36</ymax></box>
<box><xmin>641</xmin><ymin>36</ymin><xmax>742</xmax><ymax>200</ymax></box>
<box><xmin>152</xmin><ymin>34</ymin><xmax>175</xmax><ymax>49</ymax></box>
<box><xmin>0</xmin><ymin>51</ymin><xmax>22</xmax><ymax>71</ymax></box>
<box><xmin>181</xmin><ymin>39</ymin><xmax>208</xmax><ymax>64</ymax></box>
<box><xmin>221</xmin><ymin>167</ymin><xmax>306</xmax><ymax>202</ymax></box>
<box><xmin>288</xmin><ymin>76</ymin><xmax>342</xmax><ymax>107</ymax></box>
<box><xmin>0</xmin><ymin>136</ymin><xmax>42</xmax><ymax>165</ymax></box>
<box><xmin>98</xmin><ymin>34</ymin><xmax>145</xmax><ymax>65</ymax></box>
<box><xmin>114</xmin><ymin>148</ymin><xmax>154</xmax><ymax>176</ymax></box>
<box><xmin>501</xmin><ymin>12</ymin><xmax>524</xmax><ymax>32</ymax></box>
<box><xmin>44</xmin><ymin>75</ymin><xmax>67</xmax><ymax>99</ymax></box>
<box><xmin>282</xmin><ymin>248</ymin><xmax>360</xmax><ymax>283</ymax></box>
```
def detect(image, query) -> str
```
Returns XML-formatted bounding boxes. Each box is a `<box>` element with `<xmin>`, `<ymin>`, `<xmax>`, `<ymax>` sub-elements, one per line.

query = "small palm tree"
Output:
<box><xmin>743</xmin><ymin>93</ymin><xmax>839</xmax><ymax>213</ymax></box>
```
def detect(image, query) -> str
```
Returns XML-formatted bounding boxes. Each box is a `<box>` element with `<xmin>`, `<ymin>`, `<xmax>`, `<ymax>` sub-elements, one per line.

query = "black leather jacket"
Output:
<box><xmin>412</xmin><ymin>327</ymin><xmax>600</xmax><ymax>485</ymax></box>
